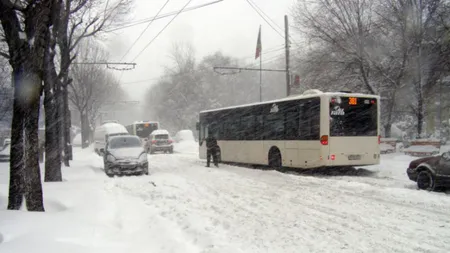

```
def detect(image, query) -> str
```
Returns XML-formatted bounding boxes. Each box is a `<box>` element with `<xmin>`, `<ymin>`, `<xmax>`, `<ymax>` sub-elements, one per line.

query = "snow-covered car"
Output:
<box><xmin>406</xmin><ymin>151</ymin><xmax>450</xmax><ymax>191</ymax></box>
<box><xmin>0</xmin><ymin>143</ymin><xmax>10</xmax><ymax>162</ymax></box>
<box><xmin>145</xmin><ymin>129</ymin><xmax>174</xmax><ymax>154</ymax></box>
<box><xmin>101</xmin><ymin>135</ymin><xmax>149</xmax><ymax>177</ymax></box>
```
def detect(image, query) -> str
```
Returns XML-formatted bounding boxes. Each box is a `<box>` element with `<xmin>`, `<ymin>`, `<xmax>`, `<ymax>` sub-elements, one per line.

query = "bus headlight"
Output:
<box><xmin>138</xmin><ymin>153</ymin><xmax>148</xmax><ymax>164</ymax></box>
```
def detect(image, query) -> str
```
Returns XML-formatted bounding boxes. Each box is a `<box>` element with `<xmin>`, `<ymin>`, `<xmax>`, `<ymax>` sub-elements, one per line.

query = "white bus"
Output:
<box><xmin>197</xmin><ymin>89</ymin><xmax>380</xmax><ymax>170</ymax></box>
<box><xmin>125</xmin><ymin>121</ymin><xmax>159</xmax><ymax>141</ymax></box>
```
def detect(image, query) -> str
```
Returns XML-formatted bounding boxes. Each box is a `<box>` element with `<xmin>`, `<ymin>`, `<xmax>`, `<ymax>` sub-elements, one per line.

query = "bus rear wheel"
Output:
<box><xmin>268</xmin><ymin>148</ymin><xmax>282</xmax><ymax>171</ymax></box>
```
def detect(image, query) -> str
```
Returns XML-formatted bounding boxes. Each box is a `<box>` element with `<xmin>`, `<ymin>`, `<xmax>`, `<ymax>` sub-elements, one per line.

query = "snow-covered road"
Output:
<box><xmin>1</xmin><ymin>143</ymin><xmax>450</xmax><ymax>253</ymax></box>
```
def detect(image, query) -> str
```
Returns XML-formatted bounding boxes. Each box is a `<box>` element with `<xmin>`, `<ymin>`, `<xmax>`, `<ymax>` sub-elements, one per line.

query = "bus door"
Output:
<box><xmin>199</xmin><ymin>124</ymin><xmax>208</xmax><ymax>159</ymax></box>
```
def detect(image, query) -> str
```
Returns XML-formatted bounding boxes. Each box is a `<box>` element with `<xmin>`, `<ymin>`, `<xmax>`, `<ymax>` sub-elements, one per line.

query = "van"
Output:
<box><xmin>94</xmin><ymin>123</ymin><xmax>129</xmax><ymax>155</ymax></box>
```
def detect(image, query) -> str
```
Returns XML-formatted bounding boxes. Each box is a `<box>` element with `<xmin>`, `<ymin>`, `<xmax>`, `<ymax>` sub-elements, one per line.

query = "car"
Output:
<box><xmin>145</xmin><ymin>129</ymin><xmax>174</xmax><ymax>154</ymax></box>
<box><xmin>100</xmin><ymin>135</ymin><xmax>149</xmax><ymax>177</ymax></box>
<box><xmin>406</xmin><ymin>151</ymin><xmax>450</xmax><ymax>191</ymax></box>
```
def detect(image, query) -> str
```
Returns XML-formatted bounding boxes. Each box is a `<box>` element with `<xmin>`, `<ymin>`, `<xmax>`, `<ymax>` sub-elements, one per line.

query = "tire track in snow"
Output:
<box><xmin>125</xmin><ymin>153</ymin><xmax>450</xmax><ymax>252</ymax></box>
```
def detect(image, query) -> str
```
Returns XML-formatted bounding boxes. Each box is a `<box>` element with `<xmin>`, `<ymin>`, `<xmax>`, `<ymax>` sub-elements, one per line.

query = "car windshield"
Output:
<box><xmin>109</xmin><ymin>137</ymin><xmax>141</xmax><ymax>149</ymax></box>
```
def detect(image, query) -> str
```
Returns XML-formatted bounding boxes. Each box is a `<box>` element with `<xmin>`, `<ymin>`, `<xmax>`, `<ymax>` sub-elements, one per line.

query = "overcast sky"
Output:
<box><xmin>106</xmin><ymin>0</ymin><xmax>299</xmax><ymax>101</ymax></box>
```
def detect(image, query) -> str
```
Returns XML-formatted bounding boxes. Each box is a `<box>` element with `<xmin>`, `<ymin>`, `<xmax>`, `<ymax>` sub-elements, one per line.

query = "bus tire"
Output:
<box><xmin>268</xmin><ymin>147</ymin><xmax>282</xmax><ymax>170</ymax></box>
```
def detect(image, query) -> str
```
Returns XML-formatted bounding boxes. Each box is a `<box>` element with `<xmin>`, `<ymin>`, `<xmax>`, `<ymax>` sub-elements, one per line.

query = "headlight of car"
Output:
<box><xmin>138</xmin><ymin>153</ymin><xmax>148</xmax><ymax>163</ymax></box>
<box><xmin>106</xmin><ymin>154</ymin><xmax>116</xmax><ymax>162</ymax></box>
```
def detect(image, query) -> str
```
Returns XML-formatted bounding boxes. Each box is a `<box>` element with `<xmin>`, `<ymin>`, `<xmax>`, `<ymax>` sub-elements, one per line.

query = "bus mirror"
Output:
<box><xmin>196</xmin><ymin>122</ymin><xmax>200</xmax><ymax>130</ymax></box>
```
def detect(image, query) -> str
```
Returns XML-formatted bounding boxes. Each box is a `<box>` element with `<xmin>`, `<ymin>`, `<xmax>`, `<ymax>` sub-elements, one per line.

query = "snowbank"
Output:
<box><xmin>174</xmin><ymin>140</ymin><xmax>198</xmax><ymax>154</ymax></box>
<box><xmin>174</xmin><ymin>130</ymin><xmax>195</xmax><ymax>143</ymax></box>
<box><xmin>72</xmin><ymin>134</ymin><xmax>82</xmax><ymax>147</ymax></box>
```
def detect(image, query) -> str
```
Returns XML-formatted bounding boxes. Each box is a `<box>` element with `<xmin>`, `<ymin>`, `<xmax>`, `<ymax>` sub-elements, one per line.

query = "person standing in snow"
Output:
<box><xmin>206</xmin><ymin>132</ymin><xmax>219</xmax><ymax>168</ymax></box>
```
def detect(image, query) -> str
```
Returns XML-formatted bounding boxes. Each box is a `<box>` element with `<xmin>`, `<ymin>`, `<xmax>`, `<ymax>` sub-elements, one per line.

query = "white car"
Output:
<box><xmin>145</xmin><ymin>129</ymin><xmax>174</xmax><ymax>154</ymax></box>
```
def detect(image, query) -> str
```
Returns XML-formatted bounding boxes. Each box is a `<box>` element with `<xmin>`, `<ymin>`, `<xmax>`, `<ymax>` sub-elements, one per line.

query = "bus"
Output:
<box><xmin>197</xmin><ymin>89</ymin><xmax>380</xmax><ymax>170</ymax></box>
<box><xmin>125</xmin><ymin>121</ymin><xmax>159</xmax><ymax>140</ymax></box>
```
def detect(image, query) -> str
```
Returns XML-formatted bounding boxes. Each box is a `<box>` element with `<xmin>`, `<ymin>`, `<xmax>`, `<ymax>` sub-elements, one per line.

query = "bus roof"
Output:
<box><xmin>200</xmin><ymin>90</ymin><xmax>380</xmax><ymax>114</ymax></box>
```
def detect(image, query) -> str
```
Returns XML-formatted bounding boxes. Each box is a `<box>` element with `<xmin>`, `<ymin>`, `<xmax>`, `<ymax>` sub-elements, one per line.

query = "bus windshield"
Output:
<box><xmin>135</xmin><ymin>123</ymin><xmax>158</xmax><ymax>138</ymax></box>
<box><xmin>329</xmin><ymin>97</ymin><xmax>377</xmax><ymax>136</ymax></box>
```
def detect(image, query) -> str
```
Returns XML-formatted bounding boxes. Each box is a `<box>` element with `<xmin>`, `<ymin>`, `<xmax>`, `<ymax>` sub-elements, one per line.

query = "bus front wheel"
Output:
<box><xmin>268</xmin><ymin>148</ymin><xmax>282</xmax><ymax>170</ymax></box>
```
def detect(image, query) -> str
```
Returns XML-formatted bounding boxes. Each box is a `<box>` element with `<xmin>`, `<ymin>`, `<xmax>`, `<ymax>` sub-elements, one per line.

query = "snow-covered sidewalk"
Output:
<box><xmin>1</xmin><ymin>144</ymin><xmax>450</xmax><ymax>253</ymax></box>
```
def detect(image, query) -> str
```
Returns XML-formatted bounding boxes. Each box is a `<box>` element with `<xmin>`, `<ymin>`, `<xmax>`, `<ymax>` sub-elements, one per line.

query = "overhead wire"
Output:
<box><xmin>105</xmin><ymin>0</ymin><xmax>223</xmax><ymax>33</ymax></box>
<box><xmin>247</xmin><ymin>0</ymin><xmax>301</xmax><ymax>46</ymax></box>
<box><xmin>131</xmin><ymin>0</ymin><xmax>194</xmax><ymax>62</ymax></box>
<box><xmin>244</xmin><ymin>0</ymin><xmax>285</xmax><ymax>40</ymax></box>
<box><xmin>120</xmin><ymin>0</ymin><xmax>171</xmax><ymax>61</ymax></box>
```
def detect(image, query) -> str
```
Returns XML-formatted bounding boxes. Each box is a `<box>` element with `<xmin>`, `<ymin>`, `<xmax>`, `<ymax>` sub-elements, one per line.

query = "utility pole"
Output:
<box><xmin>285</xmin><ymin>15</ymin><xmax>290</xmax><ymax>97</ymax></box>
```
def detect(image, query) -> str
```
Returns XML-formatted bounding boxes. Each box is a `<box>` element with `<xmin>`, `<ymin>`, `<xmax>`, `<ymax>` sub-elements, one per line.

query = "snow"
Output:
<box><xmin>18</xmin><ymin>32</ymin><xmax>26</xmax><ymax>40</ymax></box>
<box><xmin>98</xmin><ymin>123</ymin><xmax>128</xmax><ymax>135</ymax></box>
<box><xmin>174</xmin><ymin>130</ymin><xmax>195</xmax><ymax>142</ymax></box>
<box><xmin>380</xmin><ymin>143</ymin><xmax>395</xmax><ymax>152</ymax></box>
<box><xmin>403</xmin><ymin>145</ymin><xmax>440</xmax><ymax>153</ymax></box>
<box><xmin>1</xmin><ymin>145</ymin><xmax>450</xmax><ymax>252</ymax></box>
<box><xmin>72</xmin><ymin>134</ymin><xmax>81</xmax><ymax>147</ymax></box>
<box><xmin>151</xmin><ymin>129</ymin><xmax>170</xmax><ymax>136</ymax></box>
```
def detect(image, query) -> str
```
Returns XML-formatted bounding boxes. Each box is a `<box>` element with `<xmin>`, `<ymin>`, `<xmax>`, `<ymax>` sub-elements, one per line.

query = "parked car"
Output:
<box><xmin>100</xmin><ymin>135</ymin><xmax>149</xmax><ymax>177</ymax></box>
<box><xmin>145</xmin><ymin>129</ymin><xmax>174</xmax><ymax>154</ymax></box>
<box><xmin>406</xmin><ymin>151</ymin><xmax>450</xmax><ymax>191</ymax></box>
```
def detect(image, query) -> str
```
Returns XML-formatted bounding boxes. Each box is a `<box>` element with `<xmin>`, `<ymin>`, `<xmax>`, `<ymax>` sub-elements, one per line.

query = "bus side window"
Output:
<box><xmin>285</xmin><ymin>111</ymin><xmax>298</xmax><ymax>140</ymax></box>
<box><xmin>241</xmin><ymin>115</ymin><xmax>255</xmax><ymax>140</ymax></box>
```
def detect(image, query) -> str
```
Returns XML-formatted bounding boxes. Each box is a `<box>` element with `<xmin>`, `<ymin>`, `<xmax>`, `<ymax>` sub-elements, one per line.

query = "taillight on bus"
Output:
<box><xmin>320</xmin><ymin>135</ymin><xmax>328</xmax><ymax>145</ymax></box>
<box><xmin>330</xmin><ymin>154</ymin><xmax>336</xmax><ymax>160</ymax></box>
<box><xmin>378</xmin><ymin>135</ymin><xmax>381</xmax><ymax>144</ymax></box>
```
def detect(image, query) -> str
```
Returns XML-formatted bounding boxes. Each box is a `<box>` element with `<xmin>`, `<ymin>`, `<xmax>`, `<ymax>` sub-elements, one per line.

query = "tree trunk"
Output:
<box><xmin>7</xmin><ymin>68</ymin><xmax>26</xmax><ymax>210</ymax></box>
<box><xmin>44</xmin><ymin>88</ymin><xmax>62</xmax><ymax>182</ymax></box>
<box><xmin>43</xmin><ymin>40</ymin><xmax>62</xmax><ymax>182</ymax></box>
<box><xmin>23</xmin><ymin>74</ymin><xmax>45</xmax><ymax>211</ymax></box>
<box><xmin>81</xmin><ymin>111</ymin><xmax>90</xmax><ymax>149</ymax></box>
<box><xmin>417</xmin><ymin>97</ymin><xmax>424</xmax><ymax>138</ymax></box>
<box><xmin>63</xmin><ymin>85</ymin><xmax>72</xmax><ymax>163</ymax></box>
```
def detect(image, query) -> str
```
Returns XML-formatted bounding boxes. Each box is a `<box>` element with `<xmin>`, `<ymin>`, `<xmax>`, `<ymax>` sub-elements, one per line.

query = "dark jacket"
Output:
<box><xmin>205</xmin><ymin>136</ymin><xmax>218</xmax><ymax>151</ymax></box>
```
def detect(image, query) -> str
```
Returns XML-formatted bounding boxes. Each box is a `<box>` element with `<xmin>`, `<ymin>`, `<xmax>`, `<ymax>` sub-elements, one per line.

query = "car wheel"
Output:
<box><xmin>169</xmin><ymin>148</ymin><xmax>173</xmax><ymax>154</ymax></box>
<box><xmin>104</xmin><ymin>164</ymin><xmax>114</xmax><ymax>178</ymax></box>
<box><xmin>417</xmin><ymin>170</ymin><xmax>436</xmax><ymax>191</ymax></box>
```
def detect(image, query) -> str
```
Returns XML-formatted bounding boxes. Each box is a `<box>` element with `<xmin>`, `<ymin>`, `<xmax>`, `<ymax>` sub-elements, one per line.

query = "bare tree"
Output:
<box><xmin>43</xmin><ymin>0</ymin><xmax>131</xmax><ymax>180</ymax></box>
<box><xmin>0</xmin><ymin>57</ymin><xmax>13</xmax><ymax>122</ymax></box>
<box><xmin>0</xmin><ymin>0</ymin><xmax>57</xmax><ymax>211</ymax></box>
<box><xmin>293</xmin><ymin>0</ymin><xmax>379</xmax><ymax>94</ymax></box>
<box><xmin>69</xmin><ymin>40</ymin><xmax>124</xmax><ymax>147</ymax></box>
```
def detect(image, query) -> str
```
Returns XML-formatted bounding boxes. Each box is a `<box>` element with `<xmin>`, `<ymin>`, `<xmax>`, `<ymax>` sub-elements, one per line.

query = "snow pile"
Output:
<box><xmin>174</xmin><ymin>130</ymin><xmax>195</xmax><ymax>142</ymax></box>
<box><xmin>380</xmin><ymin>143</ymin><xmax>395</xmax><ymax>152</ymax></box>
<box><xmin>173</xmin><ymin>140</ymin><xmax>198</xmax><ymax>154</ymax></box>
<box><xmin>403</xmin><ymin>145</ymin><xmax>440</xmax><ymax>153</ymax></box>
<box><xmin>72</xmin><ymin>134</ymin><xmax>82</xmax><ymax>147</ymax></box>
